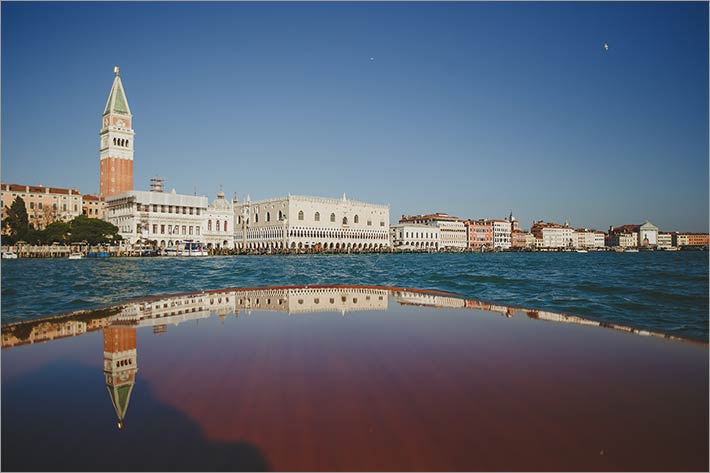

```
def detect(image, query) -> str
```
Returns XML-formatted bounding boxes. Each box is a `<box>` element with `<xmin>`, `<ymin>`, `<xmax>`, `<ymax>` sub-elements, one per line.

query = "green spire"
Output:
<box><xmin>103</xmin><ymin>68</ymin><xmax>131</xmax><ymax>116</ymax></box>
<box><xmin>107</xmin><ymin>383</ymin><xmax>134</xmax><ymax>428</ymax></box>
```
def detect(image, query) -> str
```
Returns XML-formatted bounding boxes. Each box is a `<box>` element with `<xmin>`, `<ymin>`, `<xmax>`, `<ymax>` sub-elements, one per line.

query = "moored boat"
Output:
<box><xmin>1</xmin><ymin>251</ymin><xmax>18</xmax><ymax>259</ymax></box>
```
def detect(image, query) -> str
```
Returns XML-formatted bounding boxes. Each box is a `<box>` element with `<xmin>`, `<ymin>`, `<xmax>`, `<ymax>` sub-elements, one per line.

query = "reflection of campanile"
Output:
<box><xmin>99</xmin><ymin>66</ymin><xmax>134</xmax><ymax>197</ymax></box>
<box><xmin>103</xmin><ymin>326</ymin><xmax>137</xmax><ymax>429</ymax></box>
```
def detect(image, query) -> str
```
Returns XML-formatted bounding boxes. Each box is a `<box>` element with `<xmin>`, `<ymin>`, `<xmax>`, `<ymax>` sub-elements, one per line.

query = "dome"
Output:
<box><xmin>212</xmin><ymin>191</ymin><xmax>231</xmax><ymax>210</ymax></box>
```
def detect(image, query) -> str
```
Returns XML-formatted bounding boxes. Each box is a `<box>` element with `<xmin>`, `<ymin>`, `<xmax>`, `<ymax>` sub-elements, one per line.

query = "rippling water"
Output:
<box><xmin>1</xmin><ymin>252</ymin><xmax>708</xmax><ymax>340</ymax></box>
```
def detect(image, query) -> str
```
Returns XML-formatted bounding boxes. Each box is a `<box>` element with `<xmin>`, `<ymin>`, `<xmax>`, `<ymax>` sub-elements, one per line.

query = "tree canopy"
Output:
<box><xmin>2</xmin><ymin>197</ymin><xmax>30</xmax><ymax>244</ymax></box>
<box><xmin>2</xmin><ymin>198</ymin><xmax>121</xmax><ymax>245</ymax></box>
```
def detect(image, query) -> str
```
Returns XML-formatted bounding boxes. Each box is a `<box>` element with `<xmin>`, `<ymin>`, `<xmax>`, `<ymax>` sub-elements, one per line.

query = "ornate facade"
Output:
<box><xmin>233</xmin><ymin>194</ymin><xmax>390</xmax><ymax>251</ymax></box>
<box><xmin>203</xmin><ymin>191</ymin><xmax>234</xmax><ymax>250</ymax></box>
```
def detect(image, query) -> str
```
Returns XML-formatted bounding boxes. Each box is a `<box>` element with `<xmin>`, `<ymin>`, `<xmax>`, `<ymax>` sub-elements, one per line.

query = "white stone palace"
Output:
<box><xmin>233</xmin><ymin>194</ymin><xmax>390</xmax><ymax>251</ymax></box>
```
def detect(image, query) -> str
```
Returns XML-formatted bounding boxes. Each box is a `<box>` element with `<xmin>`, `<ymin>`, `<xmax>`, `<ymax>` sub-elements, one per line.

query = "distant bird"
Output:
<box><xmin>604</xmin><ymin>43</ymin><xmax>609</xmax><ymax>52</ymax></box>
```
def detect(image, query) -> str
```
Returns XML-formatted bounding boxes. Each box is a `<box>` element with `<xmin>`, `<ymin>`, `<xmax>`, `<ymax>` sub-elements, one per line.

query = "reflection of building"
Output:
<box><xmin>1</xmin><ymin>183</ymin><xmax>82</xmax><ymax>231</ymax></box>
<box><xmin>103</xmin><ymin>326</ymin><xmax>137</xmax><ymax>429</ymax></box>
<box><xmin>234</xmin><ymin>194</ymin><xmax>390</xmax><ymax>251</ymax></box>
<box><xmin>231</xmin><ymin>287</ymin><xmax>389</xmax><ymax>314</ymax></box>
<box><xmin>100</xmin><ymin>67</ymin><xmax>135</xmax><ymax>198</ymax></box>
<box><xmin>1</xmin><ymin>314</ymin><xmax>115</xmax><ymax>349</ymax></box>
<box><xmin>393</xmin><ymin>290</ymin><xmax>465</xmax><ymax>309</ymax></box>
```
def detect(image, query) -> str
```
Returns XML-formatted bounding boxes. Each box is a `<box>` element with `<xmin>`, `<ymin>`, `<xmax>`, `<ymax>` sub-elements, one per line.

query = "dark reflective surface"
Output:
<box><xmin>2</xmin><ymin>286</ymin><xmax>708</xmax><ymax>471</ymax></box>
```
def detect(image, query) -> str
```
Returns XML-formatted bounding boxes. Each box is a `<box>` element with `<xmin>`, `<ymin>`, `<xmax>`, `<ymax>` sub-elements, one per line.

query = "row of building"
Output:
<box><xmin>2</xmin><ymin>67</ymin><xmax>707</xmax><ymax>252</ymax></box>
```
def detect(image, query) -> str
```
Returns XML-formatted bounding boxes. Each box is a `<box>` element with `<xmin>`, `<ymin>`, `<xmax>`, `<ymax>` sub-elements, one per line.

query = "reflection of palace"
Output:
<box><xmin>392</xmin><ymin>290</ymin><xmax>466</xmax><ymax>309</ymax></box>
<box><xmin>5</xmin><ymin>285</ymin><xmax>698</xmax><ymax>432</ymax></box>
<box><xmin>103</xmin><ymin>326</ymin><xmax>137</xmax><ymax>429</ymax></box>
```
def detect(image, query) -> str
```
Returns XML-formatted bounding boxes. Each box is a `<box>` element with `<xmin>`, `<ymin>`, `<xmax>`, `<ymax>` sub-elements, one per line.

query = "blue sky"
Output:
<box><xmin>2</xmin><ymin>2</ymin><xmax>708</xmax><ymax>232</ymax></box>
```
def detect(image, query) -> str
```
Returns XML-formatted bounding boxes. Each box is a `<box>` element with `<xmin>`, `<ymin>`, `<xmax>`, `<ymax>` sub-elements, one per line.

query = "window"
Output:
<box><xmin>196</xmin><ymin>227</ymin><xmax>200</xmax><ymax>236</ymax></box>
<box><xmin>354</xmin><ymin>215</ymin><xmax>359</xmax><ymax>224</ymax></box>
<box><xmin>53</xmin><ymin>204</ymin><xmax>57</xmax><ymax>211</ymax></box>
<box><xmin>298</xmin><ymin>210</ymin><xmax>304</xmax><ymax>221</ymax></box>
<box><xmin>182</xmin><ymin>225</ymin><xmax>187</xmax><ymax>235</ymax></box>
<box><xmin>152</xmin><ymin>224</ymin><xmax>158</xmax><ymax>234</ymax></box>
<box><xmin>189</xmin><ymin>226</ymin><xmax>194</xmax><ymax>235</ymax></box>
<box><xmin>278</xmin><ymin>210</ymin><xmax>283</xmax><ymax>221</ymax></box>
<box><xmin>208</xmin><ymin>220</ymin><xmax>212</xmax><ymax>231</ymax></box>
<box><xmin>161</xmin><ymin>225</ymin><xmax>165</xmax><ymax>234</ymax></box>
<box><xmin>74</xmin><ymin>204</ymin><xmax>77</xmax><ymax>212</ymax></box>
<box><xmin>315</xmin><ymin>212</ymin><xmax>320</xmax><ymax>222</ymax></box>
<box><xmin>223</xmin><ymin>221</ymin><xmax>228</xmax><ymax>232</ymax></box>
<box><xmin>343</xmin><ymin>217</ymin><xmax>348</xmax><ymax>225</ymax></box>
<box><xmin>39</xmin><ymin>202</ymin><xmax>43</xmax><ymax>209</ymax></box>
<box><xmin>367</xmin><ymin>220</ymin><xmax>372</xmax><ymax>226</ymax></box>
<box><xmin>255</xmin><ymin>213</ymin><xmax>259</xmax><ymax>223</ymax></box>
<box><xmin>266</xmin><ymin>212</ymin><xmax>271</xmax><ymax>222</ymax></box>
<box><xmin>63</xmin><ymin>204</ymin><xmax>67</xmax><ymax>211</ymax></box>
<box><xmin>29</xmin><ymin>202</ymin><xmax>34</xmax><ymax>209</ymax></box>
<box><xmin>380</xmin><ymin>221</ymin><xmax>385</xmax><ymax>227</ymax></box>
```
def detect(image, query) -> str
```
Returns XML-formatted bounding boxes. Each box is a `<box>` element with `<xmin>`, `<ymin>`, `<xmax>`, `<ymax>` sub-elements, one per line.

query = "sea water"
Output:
<box><xmin>1</xmin><ymin>252</ymin><xmax>707</xmax><ymax>340</ymax></box>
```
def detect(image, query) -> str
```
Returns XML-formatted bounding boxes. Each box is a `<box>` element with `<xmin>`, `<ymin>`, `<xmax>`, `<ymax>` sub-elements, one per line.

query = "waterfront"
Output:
<box><xmin>1</xmin><ymin>252</ymin><xmax>707</xmax><ymax>341</ymax></box>
<box><xmin>1</xmin><ymin>286</ymin><xmax>707</xmax><ymax>471</ymax></box>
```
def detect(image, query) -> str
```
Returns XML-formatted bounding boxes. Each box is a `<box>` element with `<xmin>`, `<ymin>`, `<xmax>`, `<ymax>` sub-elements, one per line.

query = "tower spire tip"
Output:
<box><xmin>114</xmin><ymin>66</ymin><xmax>120</xmax><ymax>76</ymax></box>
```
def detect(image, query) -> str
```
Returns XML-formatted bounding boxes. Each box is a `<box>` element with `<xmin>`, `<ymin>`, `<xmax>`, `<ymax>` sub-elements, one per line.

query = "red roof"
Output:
<box><xmin>2</xmin><ymin>183</ymin><xmax>81</xmax><ymax>195</ymax></box>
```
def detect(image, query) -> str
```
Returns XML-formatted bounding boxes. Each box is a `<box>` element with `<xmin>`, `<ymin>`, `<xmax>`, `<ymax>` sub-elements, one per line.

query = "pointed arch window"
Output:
<box><xmin>354</xmin><ymin>215</ymin><xmax>359</xmax><ymax>224</ymax></box>
<box><xmin>330</xmin><ymin>213</ymin><xmax>336</xmax><ymax>222</ymax></box>
<box><xmin>298</xmin><ymin>210</ymin><xmax>304</xmax><ymax>221</ymax></box>
<box><xmin>315</xmin><ymin>212</ymin><xmax>320</xmax><ymax>222</ymax></box>
<box><xmin>343</xmin><ymin>217</ymin><xmax>348</xmax><ymax>225</ymax></box>
<box><xmin>266</xmin><ymin>212</ymin><xmax>271</xmax><ymax>222</ymax></box>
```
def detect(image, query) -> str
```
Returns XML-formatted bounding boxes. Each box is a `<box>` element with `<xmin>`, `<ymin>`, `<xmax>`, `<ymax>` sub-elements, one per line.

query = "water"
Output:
<box><xmin>1</xmin><ymin>252</ymin><xmax>708</xmax><ymax>340</ymax></box>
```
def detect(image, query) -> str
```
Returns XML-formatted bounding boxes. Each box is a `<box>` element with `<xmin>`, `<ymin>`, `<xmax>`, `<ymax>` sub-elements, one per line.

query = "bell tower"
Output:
<box><xmin>103</xmin><ymin>326</ymin><xmax>137</xmax><ymax>429</ymax></box>
<box><xmin>100</xmin><ymin>66</ymin><xmax>134</xmax><ymax>197</ymax></box>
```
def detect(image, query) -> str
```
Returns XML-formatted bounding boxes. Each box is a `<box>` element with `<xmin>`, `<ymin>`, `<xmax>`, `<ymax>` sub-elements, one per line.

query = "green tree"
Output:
<box><xmin>68</xmin><ymin>215</ymin><xmax>121</xmax><ymax>245</ymax></box>
<box><xmin>41</xmin><ymin>221</ymin><xmax>71</xmax><ymax>244</ymax></box>
<box><xmin>2</xmin><ymin>197</ymin><xmax>30</xmax><ymax>244</ymax></box>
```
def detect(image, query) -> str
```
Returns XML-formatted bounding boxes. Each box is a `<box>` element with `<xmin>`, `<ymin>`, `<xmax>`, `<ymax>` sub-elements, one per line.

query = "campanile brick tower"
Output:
<box><xmin>99</xmin><ymin>66</ymin><xmax>134</xmax><ymax>197</ymax></box>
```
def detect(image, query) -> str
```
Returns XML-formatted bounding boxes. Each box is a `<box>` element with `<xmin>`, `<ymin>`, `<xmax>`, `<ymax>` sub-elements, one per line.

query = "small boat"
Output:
<box><xmin>576</xmin><ymin>249</ymin><xmax>588</xmax><ymax>253</ymax></box>
<box><xmin>1</xmin><ymin>251</ymin><xmax>18</xmax><ymax>259</ymax></box>
<box><xmin>164</xmin><ymin>240</ymin><xmax>208</xmax><ymax>257</ymax></box>
<box><xmin>625</xmin><ymin>248</ymin><xmax>639</xmax><ymax>253</ymax></box>
<box><xmin>68</xmin><ymin>253</ymin><xmax>83</xmax><ymax>260</ymax></box>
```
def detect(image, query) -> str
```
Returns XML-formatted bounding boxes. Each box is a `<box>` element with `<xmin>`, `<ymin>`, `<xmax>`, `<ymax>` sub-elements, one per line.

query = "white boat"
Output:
<box><xmin>164</xmin><ymin>240</ymin><xmax>208</xmax><ymax>257</ymax></box>
<box><xmin>1</xmin><ymin>251</ymin><xmax>18</xmax><ymax>259</ymax></box>
<box><xmin>625</xmin><ymin>248</ymin><xmax>640</xmax><ymax>253</ymax></box>
<box><xmin>68</xmin><ymin>253</ymin><xmax>83</xmax><ymax>260</ymax></box>
<box><xmin>576</xmin><ymin>249</ymin><xmax>588</xmax><ymax>253</ymax></box>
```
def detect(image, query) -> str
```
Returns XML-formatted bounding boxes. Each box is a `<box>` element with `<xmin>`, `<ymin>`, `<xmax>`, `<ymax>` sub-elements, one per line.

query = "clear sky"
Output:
<box><xmin>2</xmin><ymin>1</ymin><xmax>708</xmax><ymax>232</ymax></box>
